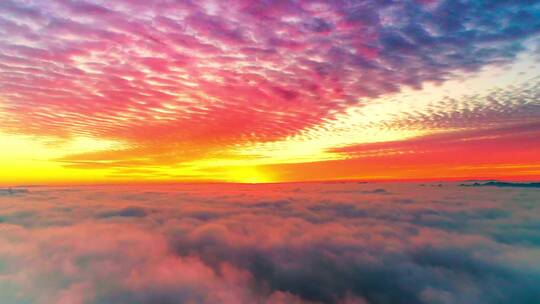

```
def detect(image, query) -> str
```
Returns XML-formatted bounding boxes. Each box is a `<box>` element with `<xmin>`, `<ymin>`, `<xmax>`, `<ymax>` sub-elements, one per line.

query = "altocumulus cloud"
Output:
<box><xmin>0</xmin><ymin>183</ymin><xmax>539</xmax><ymax>304</ymax></box>
<box><xmin>0</xmin><ymin>0</ymin><xmax>539</xmax><ymax>168</ymax></box>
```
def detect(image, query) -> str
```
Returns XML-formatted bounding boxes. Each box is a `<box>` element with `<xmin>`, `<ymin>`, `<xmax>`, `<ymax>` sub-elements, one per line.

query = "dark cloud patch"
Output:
<box><xmin>361</xmin><ymin>189</ymin><xmax>389</xmax><ymax>194</ymax></box>
<box><xmin>96</xmin><ymin>206</ymin><xmax>147</xmax><ymax>218</ymax></box>
<box><xmin>0</xmin><ymin>210</ymin><xmax>39</xmax><ymax>227</ymax></box>
<box><xmin>249</xmin><ymin>200</ymin><xmax>291</xmax><ymax>208</ymax></box>
<box><xmin>184</xmin><ymin>210</ymin><xmax>223</xmax><ymax>221</ymax></box>
<box><xmin>303</xmin><ymin>18</ymin><xmax>334</xmax><ymax>33</ymax></box>
<box><xmin>0</xmin><ymin>188</ymin><xmax>28</xmax><ymax>196</ymax></box>
<box><xmin>94</xmin><ymin>287</ymin><xmax>207</xmax><ymax>304</ymax></box>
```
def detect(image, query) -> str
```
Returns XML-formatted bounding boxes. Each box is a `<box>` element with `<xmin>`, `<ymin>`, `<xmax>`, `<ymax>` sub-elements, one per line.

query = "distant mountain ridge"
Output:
<box><xmin>460</xmin><ymin>181</ymin><xmax>540</xmax><ymax>188</ymax></box>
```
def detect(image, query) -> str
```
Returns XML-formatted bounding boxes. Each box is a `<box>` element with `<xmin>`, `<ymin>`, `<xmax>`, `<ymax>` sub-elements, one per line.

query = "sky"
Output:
<box><xmin>1</xmin><ymin>0</ymin><xmax>540</xmax><ymax>184</ymax></box>
<box><xmin>1</xmin><ymin>182</ymin><xmax>540</xmax><ymax>303</ymax></box>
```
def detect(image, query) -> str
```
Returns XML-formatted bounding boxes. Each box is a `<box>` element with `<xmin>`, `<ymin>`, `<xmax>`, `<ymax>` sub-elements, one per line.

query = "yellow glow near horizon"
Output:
<box><xmin>0</xmin><ymin>132</ymin><xmax>274</xmax><ymax>185</ymax></box>
<box><xmin>0</xmin><ymin>133</ymin><xmax>124</xmax><ymax>185</ymax></box>
<box><xmin>1</xmin><ymin>52</ymin><xmax>539</xmax><ymax>185</ymax></box>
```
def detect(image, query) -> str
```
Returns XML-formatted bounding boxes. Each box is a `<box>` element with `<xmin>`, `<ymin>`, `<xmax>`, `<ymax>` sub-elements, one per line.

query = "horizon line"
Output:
<box><xmin>3</xmin><ymin>176</ymin><xmax>540</xmax><ymax>188</ymax></box>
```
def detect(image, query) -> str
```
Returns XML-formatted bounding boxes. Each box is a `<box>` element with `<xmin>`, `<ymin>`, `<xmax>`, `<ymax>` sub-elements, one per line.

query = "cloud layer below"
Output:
<box><xmin>1</xmin><ymin>183</ymin><xmax>539</xmax><ymax>303</ymax></box>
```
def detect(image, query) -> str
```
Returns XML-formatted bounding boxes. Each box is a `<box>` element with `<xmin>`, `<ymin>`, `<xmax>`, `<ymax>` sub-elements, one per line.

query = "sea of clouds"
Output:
<box><xmin>0</xmin><ymin>182</ymin><xmax>539</xmax><ymax>304</ymax></box>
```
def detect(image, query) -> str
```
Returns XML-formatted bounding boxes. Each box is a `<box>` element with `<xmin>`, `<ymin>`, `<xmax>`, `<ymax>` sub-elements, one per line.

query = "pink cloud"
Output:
<box><xmin>2</xmin><ymin>182</ymin><xmax>539</xmax><ymax>303</ymax></box>
<box><xmin>1</xmin><ymin>0</ymin><xmax>538</xmax><ymax>171</ymax></box>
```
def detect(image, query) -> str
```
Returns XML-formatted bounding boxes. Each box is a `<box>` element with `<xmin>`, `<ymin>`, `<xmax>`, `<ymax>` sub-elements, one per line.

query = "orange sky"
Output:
<box><xmin>1</xmin><ymin>0</ymin><xmax>540</xmax><ymax>185</ymax></box>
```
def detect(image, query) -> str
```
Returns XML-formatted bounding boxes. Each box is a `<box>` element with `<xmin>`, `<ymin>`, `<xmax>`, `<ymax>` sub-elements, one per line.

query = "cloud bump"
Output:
<box><xmin>0</xmin><ymin>183</ymin><xmax>539</xmax><ymax>303</ymax></box>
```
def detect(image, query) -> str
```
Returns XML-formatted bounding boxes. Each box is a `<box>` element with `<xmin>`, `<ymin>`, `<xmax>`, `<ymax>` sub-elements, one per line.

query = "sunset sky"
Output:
<box><xmin>1</xmin><ymin>0</ymin><xmax>539</xmax><ymax>184</ymax></box>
